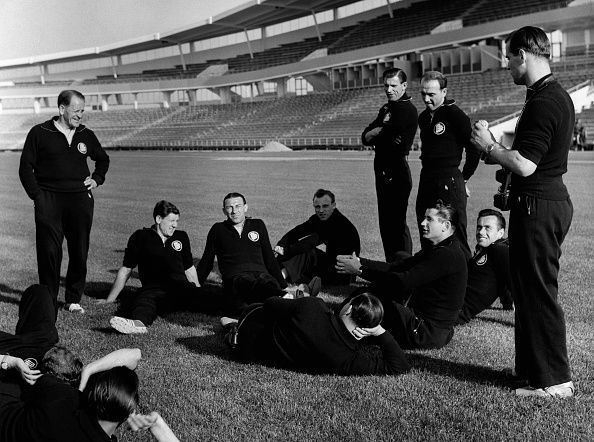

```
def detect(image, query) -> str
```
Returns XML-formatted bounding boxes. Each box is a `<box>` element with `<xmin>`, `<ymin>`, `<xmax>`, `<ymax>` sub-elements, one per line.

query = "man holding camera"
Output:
<box><xmin>471</xmin><ymin>26</ymin><xmax>574</xmax><ymax>398</ymax></box>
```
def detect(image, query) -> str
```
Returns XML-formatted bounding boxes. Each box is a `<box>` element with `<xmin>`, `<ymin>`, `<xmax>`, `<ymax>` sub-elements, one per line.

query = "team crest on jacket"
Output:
<box><xmin>433</xmin><ymin>122</ymin><xmax>445</xmax><ymax>135</ymax></box>
<box><xmin>476</xmin><ymin>254</ymin><xmax>487</xmax><ymax>266</ymax></box>
<box><xmin>248</xmin><ymin>231</ymin><xmax>259</xmax><ymax>242</ymax></box>
<box><xmin>77</xmin><ymin>142</ymin><xmax>87</xmax><ymax>154</ymax></box>
<box><xmin>171</xmin><ymin>240</ymin><xmax>182</xmax><ymax>251</ymax></box>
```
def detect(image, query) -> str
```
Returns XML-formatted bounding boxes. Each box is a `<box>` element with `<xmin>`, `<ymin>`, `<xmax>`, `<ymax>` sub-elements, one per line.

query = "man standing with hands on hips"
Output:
<box><xmin>19</xmin><ymin>90</ymin><xmax>110</xmax><ymax>316</ymax></box>
<box><xmin>470</xmin><ymin>26</ymin><xmax>574</xmax><ymax>398</ymax></box>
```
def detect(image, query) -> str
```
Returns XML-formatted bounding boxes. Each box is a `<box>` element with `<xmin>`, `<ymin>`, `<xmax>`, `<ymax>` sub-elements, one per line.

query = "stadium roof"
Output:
<box><xmin>0</xmin><ymin>0</ymin><xmax>362</xmax><ymax>69</ymax></box>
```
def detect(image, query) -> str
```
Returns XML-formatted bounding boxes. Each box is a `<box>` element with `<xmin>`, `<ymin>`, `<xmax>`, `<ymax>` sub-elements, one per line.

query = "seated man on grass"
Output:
<box><xmin>103</xmin><ymin>200</ymin><xmax>219</xmax><ymax>335</ymax></box>
<box><xmin>229</xmin><ymin>292</ymin><xmax>410</xmax><ymax>375</ymax></box>
<box><xmin>0</xmin><ymin>284</ymin><xmax>178</xmax><ymax>441</ymax></box>
<box><xmin>275</xmin><ymin>189</ymin><xmax>360</xmax><ymax>286</ymax></box>
<box><xmin>336</xmin><ymin>202</ymin><xmax>467</xmax><ymax>349</ymax></box>
<box><xmin>197</xmin><ymin>192</ymin><xmax>320</xmax><ymax>319</ymax></box>
<box><xmin>457</xmin><ymin>209</ymin><xmax>512</xmax><ymax>325</ymax></box>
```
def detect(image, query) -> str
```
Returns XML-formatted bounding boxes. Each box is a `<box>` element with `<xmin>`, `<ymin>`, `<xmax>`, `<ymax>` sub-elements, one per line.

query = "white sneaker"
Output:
<box><xmin>220</xmin><ymin>317</ymin><xmax>238</xmax><ymax>328</ymax></box>
<box><xmin>109</xmin><ymin>316</ymin><xmax>147</xmax><ymax>334</ymax></box>
<box><xmin>65</xmin><ymin>303</ymin><xmax>85</xmax><ymax>314</ymax></box>
<box><xmin>515</xmin><ymin>381</ymin><xmax>575</xmax><ymax>398</ymax></box>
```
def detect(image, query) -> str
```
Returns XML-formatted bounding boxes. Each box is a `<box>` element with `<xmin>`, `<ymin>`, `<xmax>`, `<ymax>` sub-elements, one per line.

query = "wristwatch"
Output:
<box><xmin>1</xmin><ymin>355</ymin><xmax>8</xmax><ymax>370</ymax></box>
<box><xmin>485</xmin><ymin>142</ymin><xmax>497</xmax><ymax>156</ymax></box>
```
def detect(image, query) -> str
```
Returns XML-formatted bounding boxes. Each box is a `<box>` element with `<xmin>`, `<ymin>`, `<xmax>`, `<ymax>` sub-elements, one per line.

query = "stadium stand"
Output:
<box><xmin>1</xmin><ymin>61</ymin><xmax>592</xmax><ymax>152</ymax></box>
<box><xmin>1</xmin><ymin>0</ymin><xmax>592</xmax><ymax>151</ymax></box>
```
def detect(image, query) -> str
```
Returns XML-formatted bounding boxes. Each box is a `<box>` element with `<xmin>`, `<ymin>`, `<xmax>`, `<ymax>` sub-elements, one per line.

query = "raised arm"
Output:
<box><xmin>99</xmin><ymin>266</ymin><xmax>133</xmax><ymax>304</ymax></box>
<box><xmin>79</xmin><ymin>348</ymin><xmax>142</xmax><ymax>391</ymax></box>
<box><xmin>196</xmin><ymin>226</ymin><xmax>216</xmax><ymax>285</ymax></box>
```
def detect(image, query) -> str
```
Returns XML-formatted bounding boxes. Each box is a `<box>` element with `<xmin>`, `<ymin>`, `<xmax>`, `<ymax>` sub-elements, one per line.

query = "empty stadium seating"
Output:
<box><xmin>1</xmin><ymin>62</ymin><xmax>592</xmax><ymax>152</ymax></box>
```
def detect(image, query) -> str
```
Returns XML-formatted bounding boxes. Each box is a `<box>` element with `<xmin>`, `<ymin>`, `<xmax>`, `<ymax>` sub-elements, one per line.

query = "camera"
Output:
<box><xmin>493</xmin><ymin>168</ymin><xmax>512</xmax><ymax>211</ymax></box>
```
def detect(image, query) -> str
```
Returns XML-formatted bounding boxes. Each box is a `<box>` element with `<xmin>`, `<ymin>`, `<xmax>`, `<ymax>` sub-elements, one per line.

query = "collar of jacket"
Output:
<box><xmin>388</xmin><ymin>93</ymin><xmax>412</xmax><ymax>103</ymax></box>
<box><xmin>41</xmin><ymin>116</ymin><xmax>87</xmax><ymax>133</ymax></box>
<box><xmin>526</xmin><ymin>73</ymin><xmax>554</xmax><ymax>101</ymax></box>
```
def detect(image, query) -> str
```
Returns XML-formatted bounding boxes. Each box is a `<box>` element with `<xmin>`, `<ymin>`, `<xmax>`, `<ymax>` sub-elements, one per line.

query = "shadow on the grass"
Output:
<box><xmin>477</xmin><ymin>316</ymin><xmax>514</xmax><ymax>327</ymax></box>
<box><xmin>91</xmin><ymin>326</ymin><xmax>122</xmax><ymax>335</ymax></box>
<box><xmin>0</xmin><ymin>283</ymin><xmax>24</xmax><ymax>305</ymax></box>
<box><xmin>408</xmin><ymin>353</ymin><xmax>513</xmax><ymax>388</ymax></box>
<box><xmin>84</xmin><ymin>281</ymin><xmax>115</xmax><ymax>300</ymax></box>
<box><xmin>176</xmin><ymin>334</ymin><xmax>231</xmax><ymax>360</ymax></box>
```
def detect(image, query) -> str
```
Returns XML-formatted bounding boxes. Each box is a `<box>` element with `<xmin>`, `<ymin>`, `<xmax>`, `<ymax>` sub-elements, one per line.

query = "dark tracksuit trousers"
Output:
<box><xmin>35</xmin><ymin>190</ymin><xmax>93</xmax><ymax>314</ymax></box>
<box><xmin>128</xmin><ymin>283</ymin><xmax>223</xmax><ymax>326</ymax></box>
<box><xmin>0</xmin><ymin>284</ymin><xmax>59</xmax><ymax>363</ymax></box>
<box><xmin>376</xmin><ymin>157</ymin><xmax>413</xmax><ymax>260</ymax></box>
<box><xmin>224</xmin><ymin>271</ymin><xmax>286</xmax><ymax>317</ymax></box>
<box><xmin>415</xmin><ymin>167</ymin><xmax>471</xmax><ymax>259</ymax></box>
<box><xmin>509</xmin><ymin>195</ymin><xmax>573</xmax><ymax>388</ymax></box>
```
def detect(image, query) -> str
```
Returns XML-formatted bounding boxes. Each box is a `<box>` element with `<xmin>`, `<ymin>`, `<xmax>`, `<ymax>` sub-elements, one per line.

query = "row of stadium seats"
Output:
<box><xmin>1</xmin><ymin>66</ymin><xmax>591</xmax><ymax>151</ymax></box>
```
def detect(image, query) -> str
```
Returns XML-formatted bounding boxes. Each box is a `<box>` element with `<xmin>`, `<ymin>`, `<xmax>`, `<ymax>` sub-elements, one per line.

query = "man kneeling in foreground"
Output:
<box><xmin>230</xmin><ymin>293</ymin><xmax>410</xmax><ymax>375</ymax></box>
<box><xmin>337</xmin><ymin>202</ymin><xmax>467</xmax><ymax>350</ymax></box>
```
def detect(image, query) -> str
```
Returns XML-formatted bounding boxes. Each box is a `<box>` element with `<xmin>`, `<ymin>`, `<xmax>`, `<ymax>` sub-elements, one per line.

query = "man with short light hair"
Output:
<box><xmin>457</xmin><ymin>209</ymin><xmax>512</xmax><ymax>325</ymax></box>
<box><xmin>275</xmin><ymin>188</ymin><xmax>360</xmax><ymax>285</ymax></box>
<box><xmin>416</xmin><ymin>72</ymin><xmax>479</xmax><ymax>258</ymax></box>
<box><xmin>19</xmin><ymin>90</ymin><xmax>110</xmax><ymax>316</ymax></box>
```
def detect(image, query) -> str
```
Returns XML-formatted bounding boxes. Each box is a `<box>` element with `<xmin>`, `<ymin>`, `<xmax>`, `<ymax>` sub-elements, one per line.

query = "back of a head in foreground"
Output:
<box><xmin>42</xmin><ymin>345</ymin><xmax>84</xmax><ymax>387</ymax></box>
<box><xmin>83</xmin><ymin>366</ymin><xmax>139</xmax><ymax>423</ymax></box>
<box><xmin>349</xmin><ymin>293</ymin><xmax>384</xmax><ymax>328</ymax></box>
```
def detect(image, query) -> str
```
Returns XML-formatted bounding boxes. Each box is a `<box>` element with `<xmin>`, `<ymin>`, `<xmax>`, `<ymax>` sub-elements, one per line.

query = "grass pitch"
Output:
<box><xmin>0</xmin><ymin>150</ymin><xmax>592</xmax><ymax>441</ymax></box>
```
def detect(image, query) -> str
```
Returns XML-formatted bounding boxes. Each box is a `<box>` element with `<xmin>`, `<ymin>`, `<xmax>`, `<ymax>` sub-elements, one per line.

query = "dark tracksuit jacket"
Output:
<box><xmin>246</xmin><ymin>297</ymin><xmax>410</xmax><ymax>375</ymax></box>
<box><xmin>417</xmin><ymin>99</ymin><xmax>480</xmax><ymax>257</ymax></box>
<box><xmin>362</xmin><ymin>93</ymin><xmax>418</xmax><ymax>258</ymax></box>
<box><xmin>197</xmin><ymin>218</ymin><xmax>286</xmax><ymax>288</ymax></box>
<box><xmin>0</xmin><ymin>375</ymin><xmax>115</xmax><ymax>442</ymax></box>
<box><xmin>276</xmin><ymin>209</ymin><xmax>360</xmax><ymax>283</ymax></box>
<box><xmin>18</xmin><ymin>117</ymin><xmax>109</xmax><ymax>307</ymax></box>
<box><xmin>359</xmin><ymin>236</ymin><xmax>467</xmax><ymax>348</ymax></box>
<box><xmin>458</xmin><ymin>239</ymin><xmax>511</xmax><ymax>324</ymax></box>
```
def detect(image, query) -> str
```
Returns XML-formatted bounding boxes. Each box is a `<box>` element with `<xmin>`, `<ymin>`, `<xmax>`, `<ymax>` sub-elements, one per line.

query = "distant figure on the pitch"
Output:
<box><xmin>231</xmin><ymin>293</ymin><xmax>410</xmax><ymax>376</ymax></box>
<box><xmin>19</xmin><ymin>90</ymin><xmax>110</xmax><ymax>316</ymax></box>
<box><xmin>336</xmin><ymin>202</ymin><xmax>467</xmax><ymax>350</ymax></box>
<box><xmin>457</xmin><ymin>209</ymin><xmax>513</xmax><ymax>325</ymax></box>
<box><xmin>362</xmin><ymin>68</ymin><xmax>418</xmax><ymax>259</ymax></box>
<box><xmin>573</xmin><ymin>118</ymin><xmax>587</xmax><ymax>151</ymax></box>
<box><xmin>104</xmin><ymin>200</ymin><xmax>219</xmax><ymax>335</ymax></box>
<box><xmin>197</xmin><ymin>193</ymin><xmax>290</xmax><ymax>317</ymax></box>
<box><xmin>417</xmin><ymin>72</ymin><xmax>480</xmax><ymax>258</ymax></box>
<box><xmin>275</xmin><ymin>189</ymin><xmax>360</xmax><ymax>286</ymax></box>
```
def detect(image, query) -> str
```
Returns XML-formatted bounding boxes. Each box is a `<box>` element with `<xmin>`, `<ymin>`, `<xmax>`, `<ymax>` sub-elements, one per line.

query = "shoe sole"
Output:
<box><xmin>308</xmin><ymin>276</ymin><xmax>322</xmax><ymax>297</ymax></box>
<box><xmin>109</xmin><ymin>317</ymin><xmax>147</xmax><ymax>334</ymax></box>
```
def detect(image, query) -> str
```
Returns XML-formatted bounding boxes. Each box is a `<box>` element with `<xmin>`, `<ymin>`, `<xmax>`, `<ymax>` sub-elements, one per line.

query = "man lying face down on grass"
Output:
<box><xmin>228</xmin><ymin>292</ymin><xmax>410</xmax><ymax>376</ymax></box>
<box><xmin>0</xmin><ymin>284</ymin><xmax>178</xmax><ymax>441</ymax></box>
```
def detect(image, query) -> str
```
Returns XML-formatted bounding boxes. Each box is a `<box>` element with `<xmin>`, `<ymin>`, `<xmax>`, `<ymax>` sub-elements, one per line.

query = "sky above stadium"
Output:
<box><xmin>0</xmin><ymin>0</ymin><xmax>247</xmax><ymax>61</ymax></box>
